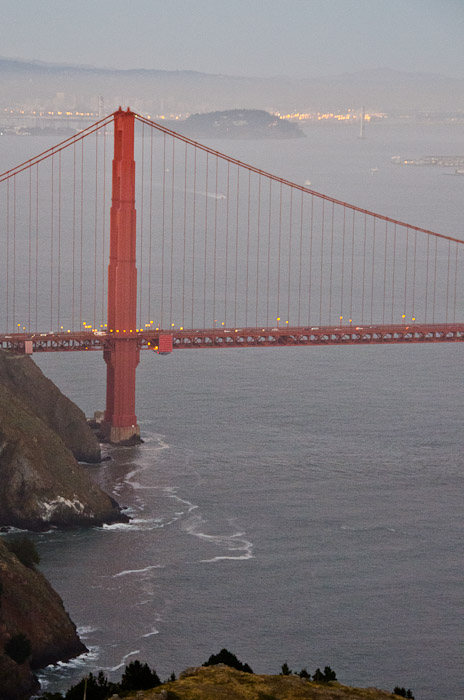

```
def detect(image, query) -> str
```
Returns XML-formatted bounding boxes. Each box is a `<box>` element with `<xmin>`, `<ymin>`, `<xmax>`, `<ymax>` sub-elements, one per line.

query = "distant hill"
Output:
<box><xmin>165</xmin><ymin>109</ymin><xmax>305</xmax><ymax>139</ymax></box>
<box><xmin>1</xmin><ymin>58</ymin><xmax>464</xmax><ymax>114</ymax></box>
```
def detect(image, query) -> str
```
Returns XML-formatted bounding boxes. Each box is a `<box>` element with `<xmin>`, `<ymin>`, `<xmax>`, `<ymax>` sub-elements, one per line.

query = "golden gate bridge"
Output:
<box><xmin>1</xmin><ymin>108</ymin><xmax>463</xmax><ymax>443</ymax></box>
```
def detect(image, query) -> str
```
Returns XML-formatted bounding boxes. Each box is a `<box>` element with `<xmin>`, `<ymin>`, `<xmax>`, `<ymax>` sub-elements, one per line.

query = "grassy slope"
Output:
<box><xmin>130</xmin><ymin>665</ymin><xmax>400</xmax><ymax>700</ymax></box>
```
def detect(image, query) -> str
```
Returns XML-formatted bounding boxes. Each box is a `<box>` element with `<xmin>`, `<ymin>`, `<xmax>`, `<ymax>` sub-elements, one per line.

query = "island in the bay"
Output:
<box><xmin>165</xmin><ymin>109</ymin><xmax>305</xmax><ymax>139</ymax></box>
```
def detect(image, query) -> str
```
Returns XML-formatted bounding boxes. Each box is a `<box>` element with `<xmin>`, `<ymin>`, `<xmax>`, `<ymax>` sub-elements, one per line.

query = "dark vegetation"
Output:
<box><xmin>36</xmin><ymin>648</ymin><xmax>414</xmax><ymax>699</ymax></box>
<box><xmin>393</xmin><ymin>688</ymin><xmax>415</xmax><ymax>699</ymax></box>
<box><xmin>203</xmin><ymin>648</ymin><xmax>253</xmax><ymax>673</ymax></box>
<box><xmin>5</xmin><ymin>535</ymin><xmax>40</xmax><ymax>568</ymax></box>
<box><xmin>4</xmin><ymin>633</ymin><xmax>32</xmax><ymax>665</ymax></box>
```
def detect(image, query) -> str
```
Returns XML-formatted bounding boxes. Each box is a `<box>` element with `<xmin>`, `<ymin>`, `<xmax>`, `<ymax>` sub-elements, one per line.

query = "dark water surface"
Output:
<box><xmin>2</xmin><ymin>122</ymin><xmax>462</xmax><ymax>699</ymax></box>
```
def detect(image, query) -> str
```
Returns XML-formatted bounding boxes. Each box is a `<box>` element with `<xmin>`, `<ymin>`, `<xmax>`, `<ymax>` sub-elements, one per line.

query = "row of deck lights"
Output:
<box><xmin>10</xmin><ymin>315</ymin><xmax>420</xmax><ymax>335</ymax></box>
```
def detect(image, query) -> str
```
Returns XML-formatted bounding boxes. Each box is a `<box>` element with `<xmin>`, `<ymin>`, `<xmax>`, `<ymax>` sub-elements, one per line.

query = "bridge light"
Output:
<box><xmin>412</xmin><ymin>317</ymin><xmax>415</xmax><ymax>321</ymax></box>
<box><xmin>171</xmin><ymin>323</ymin><xmax>175</xmax><ymax>327</ymax></box>
<box><xmin>67</xmin><ymin>329</ymin><xmax>70</xmax><ymax>333</ymax></box>
<box><xmin>349</xmin><ymin>319</ymin><xmax>352</xmax><ymax>323</ymax></box>
<box><xmin>221</xmin><ymin>322</ymin><xmax>225</xmax><ymax>326</ymax></box>
<box><xmin>402</xmin><ymin>314</ymin><xmax>406</xmax><ymax>319</ymax></box>
<box><xmin>340</xmin><ymin>316</ymin><xmax>343</xmax><ymax>320</ymax></box>
<box><xmin>180</xmin><ymin>326</ymin><xmax>183</xmax><ymax>330</ymax></box>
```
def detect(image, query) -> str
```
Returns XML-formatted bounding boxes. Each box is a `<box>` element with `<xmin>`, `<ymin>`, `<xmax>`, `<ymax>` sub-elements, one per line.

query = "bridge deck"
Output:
<box><xmin>1</xmin><ymin>323</ymin><xmax>464</xmax><ymax>354</ymax></box>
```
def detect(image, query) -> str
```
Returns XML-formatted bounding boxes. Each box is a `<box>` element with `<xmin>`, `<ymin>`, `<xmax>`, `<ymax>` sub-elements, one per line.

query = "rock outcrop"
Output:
<box><xmin>0</xmin><ymin>537</ymin><xmax>86</xmax><ymax>700</ymax></box>
<box><xmin>0</xmin><ymin>350</ymin><xmax>100</xmax><ymax>463</ymax></box>
<box><xmin>0</xmin><ymin>350</ymin><xmax>127</xmax><ymax>530</ymax></box>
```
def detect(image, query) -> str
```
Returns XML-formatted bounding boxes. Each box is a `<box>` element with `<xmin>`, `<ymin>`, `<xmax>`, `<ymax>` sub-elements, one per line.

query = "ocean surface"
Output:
<box><xmin>1</xmin><ymin>121</ymin><xmax>463</xmax><ymax>699</ymax></box>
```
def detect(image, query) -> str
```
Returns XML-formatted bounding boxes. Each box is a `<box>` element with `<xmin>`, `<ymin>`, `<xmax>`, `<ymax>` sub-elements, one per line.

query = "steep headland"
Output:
<box><xmin>0</xmin><ymin>537</ymin><xmax>87</xmax><ymax>700</ymax></box>
<box><xmin>0</xmin><ymin>350</ymin><xmax>127</xmax><ymax>530</ymax></box>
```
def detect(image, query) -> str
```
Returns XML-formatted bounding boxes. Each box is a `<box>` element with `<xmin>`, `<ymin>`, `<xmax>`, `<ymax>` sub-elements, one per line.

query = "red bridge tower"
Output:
<box><xmin>101</xmin><ymin>108</ymin><xmax>140</xmax><ymax>444</ymax></box>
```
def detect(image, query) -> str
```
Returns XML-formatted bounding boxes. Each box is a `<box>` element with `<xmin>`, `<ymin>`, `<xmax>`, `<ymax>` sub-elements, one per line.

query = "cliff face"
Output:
<box><xmin>0</xmin><ymin>351</ymin><xmax>127</xmax><ymax>530</ymax></box>
<box><xmin>0</xmin><ymin>538</ymin><xmax>86</xmax><ymax>700</ymax></box>
<box><xmin>0</xmin><ymin>350</ymin><xmax>100</xmax><ymax>463</ymax></box>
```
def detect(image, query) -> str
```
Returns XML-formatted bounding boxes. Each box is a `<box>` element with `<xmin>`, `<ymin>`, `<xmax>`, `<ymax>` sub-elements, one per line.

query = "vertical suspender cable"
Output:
<box><xmin>361</xmin><ymin>213</ymin><xmax>367</xmax><ymax>324</ymax></box>
<box><xmin>287</xmin><ymin>188</ymin><xmax>293</xmax><ymax>324</ymax></box>
<box><xmin>297</xmin><ymin>190</ymin><xmax>303</xmax><ymax>326</ymax></box>
<box><xmin>161</xmin><ymin>134</ymin><xmax>166</xmax><ymax>327</ymax></box>
<box><xmin>328</xmin><ymin>201</ymin><xmax>334</xmax><ymax>324</ymax></box>
<box><xmin>370</xmin><ymin>217</ymin><xmax>375</xmax><ymax>325</ymax></box>
<box><xmin>246</xmin><ymin>170</ymin><xmax>251</xmax><ymax>327</ymax></box>
<box><xmin>234</xmin><ymin>167</ymin><xmax>240</xmax><ymax>328</ymax></box>
<box><xmin>139</xmin><ymin>123</ymin><xmax>145</xmax><ymax>326</ymax></box>
<box><xmin>411</xmin><ymin>230</ymin><xmax>417</xmax><ymax>321</ymax></box>
<box><xmin>213</xmin><ymin>155</ymin><xmax>219</xmax><ymax>327</ymax></box>
<box><xmin>404</xmin><ymin>227</ymin><xmax>409</xmax><ymax>320</ymax></box>
<box><xmin>94</xmin><ymin>133</ymin><xmax>98</xmax><ymax>329</ymax></box>
<box><xmin>267</xmin><ymin>179</ymin><xmax>272</xmax><ymax>326</ymax></box>
<box><xmin>391</xmin><ymin>223</ymin><xmax>397</xmax><ymax>324</ymax></box>
<box><xmin>148</xmin><ymin>126</ymin><xmax>153</xmax><ymax>325</ymax></box>
<box><xmin>182</xmin><ymin>143</ymin><xmax>188</xmax><ymax>327</ymax></box>
<box><xmin>203</xmin><ymin>153</ymin><xmax>208</xmax><ymax>328</ymax></box>
<box><xmin>28</xmin><ymin>168</ymin><xmax>32</xmax><ymax>330</ymax></box>
<box><xmin>350</xmin><ymin>209</ymin><xmax>355</xmax><ymax>323</ymax></box>
<box><xmin>382</xmin><ymin>220</ymin><xmax>387</xmax><ymax>324</ymax></box>
<box><xmin>340</xmin><ymin>207</ymin><xmax>346</xmax><ymax>322</ymax></box>
<box><xmin>445</xmin><ymin>240</ymin><xmax>451</xmax><ymax>323</ymax></box>
<box><xmin>224</xmin><ymin>162</ymin><xmax>230</xmax><ymax>326</ymax></box>
<box><xmin>191</xmin><ymin>146</ymin><xmax>197</xmax><ymax>327</ymax></box>
<box><xmin>58</xmin><ymin>152</ymin><xmax>62</xmax><ymax>330</ymax></box>
<box><xmin>256</xmin><ymin>176</ymin><xmax>262</xmax><ymax>327</ymax></box>
<box><xmin>425</xmin><ymin>235</ymin><xmax>430</xmax><ymax>323</ymax></box>
<box><xmin>170</xmin><ymin>138</ymin><xmax>175</xmax><ymax>326</ymax></box>
<box><xmin>308</xmin><ymin>195</ymin><xmax>314</xmax><ymax>325</ymax></box>
<box><xmin>319</xmin><ymin>199</ymin><xmax>325</xmax><ymax>325</ymax></box>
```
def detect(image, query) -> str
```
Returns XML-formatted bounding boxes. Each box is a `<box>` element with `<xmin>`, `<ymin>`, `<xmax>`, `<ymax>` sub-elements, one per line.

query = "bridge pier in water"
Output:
<box><xmin>101</xmin><ymin>108</ymin><xmax>140</xmax><ymax>445</ymax></box>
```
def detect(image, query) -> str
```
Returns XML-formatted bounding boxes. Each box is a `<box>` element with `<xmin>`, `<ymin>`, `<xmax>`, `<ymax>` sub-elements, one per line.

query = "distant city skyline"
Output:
<box><xmin>2</xmin><ymin>0</ymin><xmax>464</xmax><ymax>79</ymax></box>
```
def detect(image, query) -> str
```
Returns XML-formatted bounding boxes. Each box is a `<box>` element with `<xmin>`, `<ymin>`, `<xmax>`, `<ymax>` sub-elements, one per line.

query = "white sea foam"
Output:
<box><xmin>182</xmin><ymin>515</ymin><xmax>254</xmax><ymax>562</ymax></box>
<box><xmin>110</xmin><ymin>649</ymin><xmax>141</xmax><ymax>672</ymax></box>
<box><xmin>112</xmin><ymin>564</ymin><xmax>163</xmax><ymax>578</ymax></box>
<box><xmin>141</xmin><ymin>627</ymin><xmax>159</xmax><ymax>638</ymax></box>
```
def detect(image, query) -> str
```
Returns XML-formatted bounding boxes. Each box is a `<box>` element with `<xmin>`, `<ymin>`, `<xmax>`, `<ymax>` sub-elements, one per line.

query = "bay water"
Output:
<box><xmin>1</xmin><ymin>121</ymin><xmax>462</xmax><ymax>699</ymax></box>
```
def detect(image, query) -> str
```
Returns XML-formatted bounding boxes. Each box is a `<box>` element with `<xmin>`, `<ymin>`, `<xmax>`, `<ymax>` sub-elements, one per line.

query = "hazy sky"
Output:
<box><xmin>2</xmin><ymin>0</ymin><xmax>464</xmax><ymax>78</ymax></box>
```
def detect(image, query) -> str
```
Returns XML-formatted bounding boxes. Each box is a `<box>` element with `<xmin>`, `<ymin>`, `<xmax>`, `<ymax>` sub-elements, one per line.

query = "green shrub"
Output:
<box><xmin>4</xmin><ymin>633</ymin><xmax>32</xmax><ymax>664</ymax></box>
<box><xmin>64</xmin><ymin>671</ymin><xmax>116</xmax><ymax>700</ymax></box>
<box><xmin>393</xmin><ymin>687</ymin><xmax>414</xmax><ymax>699</ymax></box>
<box><xmin>298</xmin><ymin>667</ymin><xmax>311</xmax><ymax>679</ymax></box>
<box><xmin>119</xmin><ymin>659</ymin><xmax>161</xmax><ymax>690</ymax></box>
<box><xmin>203</xmin><ymin>648</ymin><xmax>253</xmax><ymax>674</ymax></box>
<box><xmin>5</xmin><ymin>535</ymin><xmax>40</xmax><ymax>568</ymax></box>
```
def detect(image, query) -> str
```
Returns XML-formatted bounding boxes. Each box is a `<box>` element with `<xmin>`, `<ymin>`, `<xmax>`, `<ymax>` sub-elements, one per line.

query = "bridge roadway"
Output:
<box><xmin>1</xmin><ymin>323</ymin><xmax>464</xmax><ymax>354</ymax></box>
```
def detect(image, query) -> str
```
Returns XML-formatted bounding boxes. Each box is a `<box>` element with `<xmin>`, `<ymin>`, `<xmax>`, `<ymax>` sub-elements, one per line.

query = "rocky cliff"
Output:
<box><xmin>0</xmin><ymin>350</ymin><xmax>127</xmax><ymax>530</ymax></box>
<box><xmin>0</xmin><ymin>537</ymin><xmax>87</xmax><ymax>700</ymax></box>
<box><xmin>0</xmin><ymin>350</ymin><xmax>100</xmax><ymax>463</ymax></box>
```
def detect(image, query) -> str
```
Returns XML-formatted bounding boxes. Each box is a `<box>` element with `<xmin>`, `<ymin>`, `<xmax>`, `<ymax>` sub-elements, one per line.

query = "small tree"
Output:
<box><xmin>6</xmin><ymin>535</ymin><xmax>40</xmax><ymax>568</ymax></box>
<box><xmin>298</xmin><ymin>667</ymin><xmax>311</xmax><ymax>679</ymax></box>
<box><xmin>313</xmin><ymin>668</ymin><xmax>325</xmax><ymax>683</ymax></box>
<box><xmin>65</xmin><ymin>671</ymin><xmax>116</xmax><ymax>700</ymax></box>
<box><xmin>280</xmin><ymin>662</ymin><xmax>292</xmax><ymax>675</ymax></box>
<box><xmin>394</xmin><ymin>687</ymin><xmax>414</xmax><ymax>699</ymax></box>
<box><xmin>203</xmin><ymin>648</ymin><xmax>253</xmax><ymax>674</ymax></box>
<box><xmin>323</xmin><ymin>665</ymin><xmax>337</xmax><ymax>682</ymax></box>
<box><xmin>119</xmin><ymin>659</ymin><xmax>161</xmax><ymax>691</ymax></box>
<box><xmin>4</xmin><ymin>633</ymin><xmax>32</xmax><ymax>664</ymax></box>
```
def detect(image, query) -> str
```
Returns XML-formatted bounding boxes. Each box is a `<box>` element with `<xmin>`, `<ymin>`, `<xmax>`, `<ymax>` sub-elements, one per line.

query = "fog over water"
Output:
<box><xmin>2</xmin><ymin>121</ymin><xmax>462</xmax><ymax>700</ymax></box>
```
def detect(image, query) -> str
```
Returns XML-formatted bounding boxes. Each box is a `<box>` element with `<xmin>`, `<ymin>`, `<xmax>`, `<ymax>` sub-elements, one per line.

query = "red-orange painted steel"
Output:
<box><xmin>103</xmin><ymin>109</ymin><xmax>140</xmax><ymax>437</ymax></box>
<box><xmin>2</xmin><ymin>324</ymin><xmax>464</xmax><ymax>354</ymax></box>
